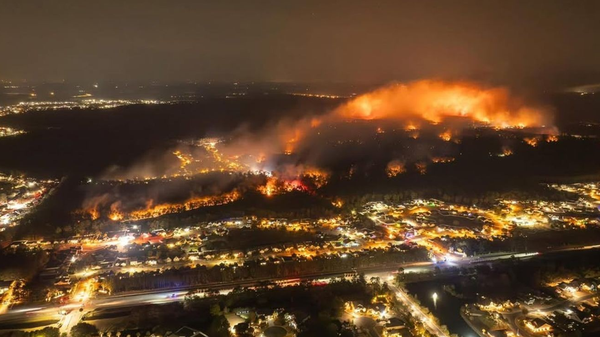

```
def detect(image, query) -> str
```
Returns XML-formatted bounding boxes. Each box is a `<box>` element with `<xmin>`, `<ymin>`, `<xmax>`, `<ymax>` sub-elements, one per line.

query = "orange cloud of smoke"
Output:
<box><xmin>332</xmin><ymin>80</ymin><xmax>551</xmax><ymax>128</ymax></box>
<box><xmin>105</xmin><ymin>80</ymin><xmax>554</xmax><ymax>181</ymax></box>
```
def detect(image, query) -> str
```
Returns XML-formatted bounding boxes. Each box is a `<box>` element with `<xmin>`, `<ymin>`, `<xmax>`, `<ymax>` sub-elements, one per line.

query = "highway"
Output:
<box><xmin>1</xmin><ymin>243</ymin><xmax>599</xmax><ymax>335</ymax></box>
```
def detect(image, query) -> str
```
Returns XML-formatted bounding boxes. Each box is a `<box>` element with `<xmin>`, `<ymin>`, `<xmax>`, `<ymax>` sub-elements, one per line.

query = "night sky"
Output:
<box><xmin>1</xmin><ymin>1</ymin><xmax>599</xmax><ymax>87</ymax></box>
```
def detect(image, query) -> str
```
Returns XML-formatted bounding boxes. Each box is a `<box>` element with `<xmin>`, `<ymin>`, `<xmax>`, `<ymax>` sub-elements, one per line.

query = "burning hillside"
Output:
<box><xmin>335</xmin><ymin>80</ymin><xmax>550</xmax><ymax>128</ymax></box>
<box><xmin>78</xmin><ymin>80</ymin><xmax>556</xmax><ymax>221</ymax></box>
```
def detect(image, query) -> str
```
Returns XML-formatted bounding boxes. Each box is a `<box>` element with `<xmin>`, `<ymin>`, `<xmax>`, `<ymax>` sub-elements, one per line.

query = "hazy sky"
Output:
<box><xmin>1</xmin><ymin>0</ymin><xmax>599</xmax><ymax>86</ymax></box>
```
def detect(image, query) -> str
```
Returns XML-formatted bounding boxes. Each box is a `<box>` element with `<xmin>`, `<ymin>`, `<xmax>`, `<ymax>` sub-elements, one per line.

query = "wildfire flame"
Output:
<box><xmin>524</xmin><ymin>137</ymin><xmax>540</xmax><ymax>147</ymax></box>
<box><xmin>415</xmin><ymin>162</ymin><xmax>428</xmax><ymax>175</ymax></box>
<box><xmin>82</xmin><ymin>80</ymin><xmax>555</xmax><ymax>222</ymax></box>
<box><xmin>439</xmin><ymin>130</ymin><xmax>452</xmax><ymax>142</ymax></box>
<box><xmin>88</xmin><ymin>208</ymin><xmax>100</xmax><ymax>221</ymax></box>
<box><xmin>405</xmin><ymin>123</ymin><xmax>419</xmax><ymax>131</ymax></box>
<box><xmin>127</xmin><ymin>191</ymin><xmax>240</xmax><ymax>220</ymax></box>
<box><xmin>500</xmin><ymin>147</ymin><xmax>513</xmax><ymax>157</ymax></box>
<box><xmin>257</xmin><ymin>168</ymin><xmax>328</xmax><ymax>197</ymax></box>
<box><xmin>259</xmin><ymin>177</ymin><xmax>278</xmax><ymax>197</ymax></box>
<box><xmin>386</xmin><ymin>160</ymin><xmax>406</xmax><ymax>177</ymax></box>
<box><xmin>334</xmin><ymin>80</ymin><xmax>549</xmax><ymax>129</ymax></box>
<box><xmin>331</xmin><ymin>199</ymin><xmax>344</xmax><ymax>208</ymax></box>
<box><xmin>109</xmin><ymin>211</ymin><xmax>124</xmax><ymax>221</ymax></box>
<box><xmin>80</xmin><ymin>190</ymin><xmax>241</xmax><ymax>221</ymax></box>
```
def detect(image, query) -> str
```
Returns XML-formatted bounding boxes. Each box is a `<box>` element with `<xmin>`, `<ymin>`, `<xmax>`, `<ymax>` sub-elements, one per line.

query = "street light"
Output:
<box><xmin>432</xmin><ymin>292</ymin><xmax>438</xmax><ymax>309</ymax></box>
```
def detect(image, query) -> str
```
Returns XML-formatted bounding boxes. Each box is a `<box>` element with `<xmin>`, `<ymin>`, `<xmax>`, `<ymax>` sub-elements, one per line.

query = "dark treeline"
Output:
<box><xmin>442</xmin><ymin>227</ymin><xmax>600</xmax><ymax>257</ymax></box>
<box><xmin>404</xmin><ymin>249</ymin><xmax>600</xmax><ymax>303</ymax></box>
<box><xmin>511</xmin><ymin>248</ymin><xmax>600</xmax><ymax>287</ymax></box>
<box><xmin>0</xmin><ymin>248</ymin><xmax>49</xmax><ymax>281</ymax></box>
<box><xmin>338</xmin><ymin>185</ymin><xmax>574</xmax><ymax>211</ymax></box>
<box><xmin>0</xmin><ymin>327</ymin><xmax>59</xmax><ymax>337</ymax></box>
<box><xmin>104</xmin><ymin>246</ymin><xmax>428</xmax><ymax>293</ymax></box>
<box><xmin>11</xmin><ymin>190</ymin><xmax>338</xmax><ymax>242</ymax></box>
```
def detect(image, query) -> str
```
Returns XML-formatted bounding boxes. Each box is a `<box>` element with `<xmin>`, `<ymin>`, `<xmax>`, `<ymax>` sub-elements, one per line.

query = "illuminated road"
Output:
<box><xmin>0</xmin><ymin>282</ymin><xmax>16</xmax><ymax>315</ymax></box>
<box><xmin>1</xmin><ymin>243</ymin><xmax>600</xmax><ymax>334</ymax></box>
<box><xmin>500</xmin><ymin>291</ymin><xmax>600</xmax><ymax>337</ymax></box>
<box><xmin>390</xmin><ymin>284</ymin><xmax>449</xmax><ymax>337</ymax></box>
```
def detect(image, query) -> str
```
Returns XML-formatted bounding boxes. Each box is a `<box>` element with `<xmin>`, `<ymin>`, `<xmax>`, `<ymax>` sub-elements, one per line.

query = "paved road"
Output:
<box><xmin>1</xmin><ymin>243</ymin><xmax>599</xmax><ymax>334</ymax></box>
<box><xmin>501</xmin><ymin>292</ymin><xmax>600</xmax><ymax>337</ymax></box>
<box><xmin>390</xmin><ymin>283</ymin><xmax>450</xmax><ymax>337</ymax></box>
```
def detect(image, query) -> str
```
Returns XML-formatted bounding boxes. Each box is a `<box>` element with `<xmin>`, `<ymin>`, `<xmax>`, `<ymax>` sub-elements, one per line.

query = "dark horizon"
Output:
<box><xmin>1</xmin><ymin>1</ymin><xmax>600</xmax><ymax>89</ymax></box>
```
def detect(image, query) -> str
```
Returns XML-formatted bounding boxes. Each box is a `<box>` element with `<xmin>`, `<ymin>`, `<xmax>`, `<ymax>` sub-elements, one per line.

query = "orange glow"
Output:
<box><xmin>524</xmin><ymin>136</ymin><xmax>540</xmax><ymax>147</ymax></box>
<box><xmin>335</xmin><ymin>80</ymin><xmax>549</xmax><ymax>129</ymax></box>
<box><xmin>332</xmin><ymin>199</ymin><xmax>344</xmax><ymax>208</ymax></box>
<box><xmin>407</xmin><ymin>130</ymin><xmax>419</xmax><ymax>139</ymax></box>
<box><xmin>257</xmin><ymin>170</ymin><xmax>327</xmax><ymax>197</ymax></box>
<box><xmin>85</xmin><ymin>80</ymin><xmax>556</xmax><ymax>221</ymax></box>
<box><xmin>173</xmin><ymin>150</ymin><xmax>193</xmax><ymax>171</ymax></box>
<box><xmin>501</xmin><ymin>147</ymin><xmax>513</xmax><ymax>157</ymax></box>
<box><xmin>258</xmin><ymin>177</ymin><xmax>279</xmax><ymax>197</ymax></box>
<box><xmin>107</xmin><ymin>201</ymin><xmax>124</xmax><ymax>221</ymax></box>
<box><xmin>547</xmin><ymin>135</ymin><xmax>559</xmax><ymax>142</ymax></box>
<box><xmin>386</xmin><ymin>160</ymin><xmax>406</xmax><ymax>177</ymax></box>
<box><xmin>88</xmin><ymin>208</ymin><xmax>100</xmax><ymax>221</ymax></box>
<box><xmin>81</xmin><ymin>190</ymin><xmax>241</xmax><ymax>221</ymax></box>
<box><xmin>404</xmin><ymin>123</ymin><xmax>418</xmax><ymax>131</ymax></box>
<box><xmin>108</xmin><ymin>211</ymin><xmax>124</xmax><ymax>221</ymax></box>
<box><xmin>302</xmin><ymin>167</ymin><xmax>330</xmax><ymax>188</ymax></box>
<box><xmin>310</xmin><ymin>118</ymin><xmax>322</xmax><ymax>128</ymax></box>
<box><xmin>439</xmin><ymin>130</ymin><xmax>452</xmax><ymax>142</ymax></box>
<box><xmin>431</xmin><ymin>156</ymin><xmax>455</xmax><ymax>163</ymax></box>
<box><xmin>282</xmin><ymin>127</ymin><xmax>304</xmax><ymax>155</ymax></box>
<box><xmin>128</xmin><ymin>191</ymin><xmax>240</xmax><ymax>220</ymax></box>
<box><xmin>415</xmin><ymin>162</ymin><xmax>427</xmax><ymax>175</ymax></box>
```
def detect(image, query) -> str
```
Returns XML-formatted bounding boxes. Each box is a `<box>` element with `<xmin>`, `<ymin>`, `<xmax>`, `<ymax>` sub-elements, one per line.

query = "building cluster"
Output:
<box><xmin>7</xmin><ymin>181</ymin><xmax>600</xmax><ymax>315</ymax></box>
<box><xmin>552</xmin><ymin>278</ymin><xmax>599</xmax><ymax>299</ymax></box>
<box><xmin>463</xmin><ymin>276</ymin><xmax>600</xmax><ymax>337</ymax></box>
<box><xmin>0</xmin><ymin>174</ymin><xmax>57</xmax><ymax>229</ymax></box>
<box><xmin>58</xmin><ymin>213</ymin><xmax>397</xmax><ymax>271</ymax></box>
<box><xmin>226</xmin><ymin>308</ymin><xmax>299</xmax><ymax>337</ymax></box>
<box><xmin>2</xmin><ymin>179</ymin><xmax>600</xmax><ymax>337</ymax></box>
<box><xmin>0</xmin><ymin>99</ymin><xmax>167</xmax><ymax>117</ymax></box>
<box><xmin>0</xmin><ymin>126</ymin><xmax>25</xmax><ymax>137</ymax></box>
<box><xmin>4</xmin><ymin>213</ymin><xmax>414</xmax><ymax>305</ymax></box>
<box><xmin>363</xmin><ymin>186</ymin><xmax>600</xmax><ymax>261</ymax></box>
<box><xmin>344</xmin><ymin>299</ymin><xmax>412</xmax><ymax>337</ymax></box>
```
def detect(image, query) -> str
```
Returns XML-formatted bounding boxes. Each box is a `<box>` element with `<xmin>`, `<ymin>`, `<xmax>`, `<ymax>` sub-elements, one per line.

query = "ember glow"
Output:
<box><xmin>256</xmin><ymin>177</ymin><xmax>309</xmax><ymax>197</ymax></box>
<box><xmin>82</xmin><ymin>190</ymin><xmax>241</xmax><ymax>221</ymax></box>
<box><xmin>108</xmin><ymin>211</ymin><xmax>124</xmax><ymax>222</ymax></box>
<box><xmin>386</xmin><ymin>160</ymin><xmax>406</xmax><ymax>177</ymax></box>
<box><xmin>431</xmin><ymin>156</ymin><xmax>456</xmax><ymax>164</ymax></box>
<box><xmin>415</xmin><ymin>162</ymin><xmax>428</xmax><ymax>175</ymax></box>
<box><xmin>127</xmin><ymin>191</ymin><xmax>240</xmax><ymax>220</ymax></box>
<box><xmin>499</xmin><ymin>147</ymin><xmax>514</xmax><ymax>157</ymax></box>
<box><xmin>524</xmin><ymin>136</ymin><xmax>541</xmax><ymax>147</ymax></box>
<box><xmin>257</xmin><ymin>167</ymin><xmax>330</xmax><ymax>197</ymax></box>
<box><xmin>259</xmin><ymin>177</ymin><xmax>278</xmax><ymax>197</ymax></box>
